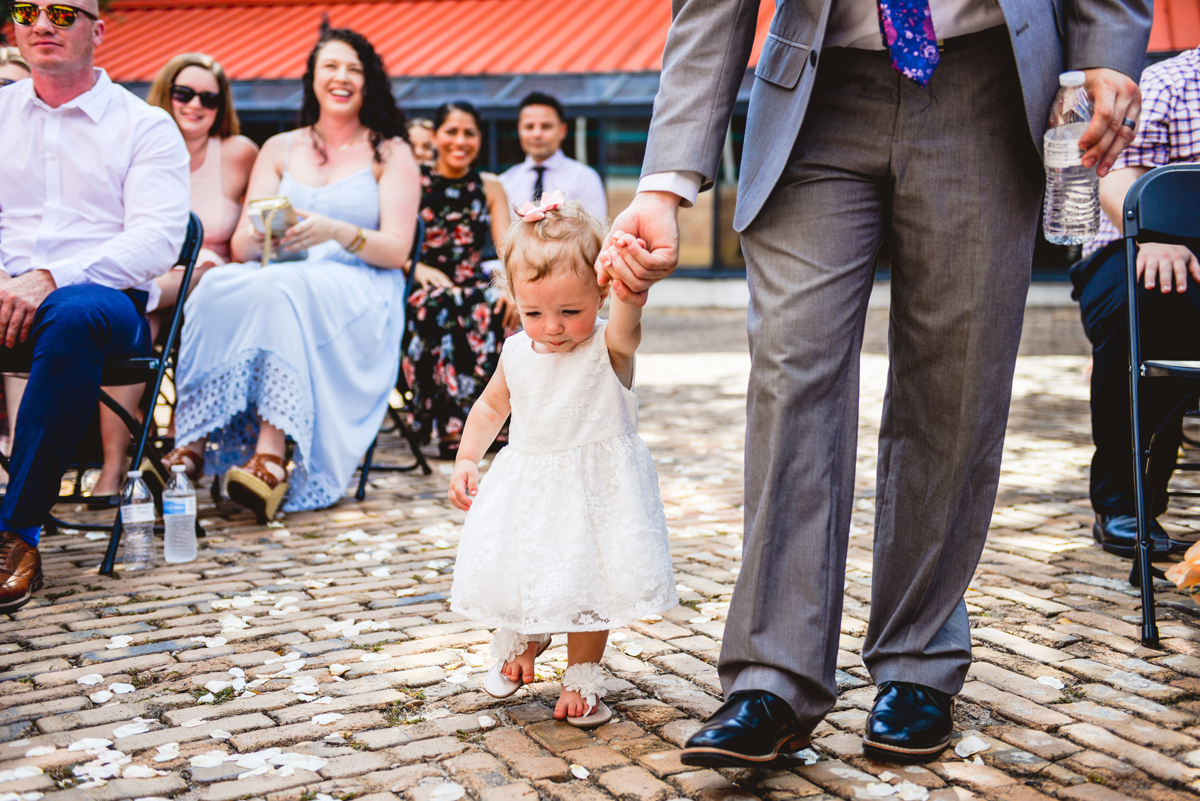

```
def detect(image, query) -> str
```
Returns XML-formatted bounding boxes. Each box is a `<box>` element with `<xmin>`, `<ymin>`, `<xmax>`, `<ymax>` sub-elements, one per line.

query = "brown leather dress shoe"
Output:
<box><xmin>0</xmin><ymin>531</ymin><xmax>43</xmax><ymax>613</ymax></box>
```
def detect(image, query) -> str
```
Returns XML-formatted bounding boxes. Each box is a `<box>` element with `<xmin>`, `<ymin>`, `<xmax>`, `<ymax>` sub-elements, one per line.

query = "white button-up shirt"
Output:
<box><xmin>500</xmin><ymin>150</ymin><xmax>608</xmax><ymax>218</ymax></box>
<box><xmin>0</xmin><ymin>69</ymin><xmax>190</xmax><ymax>311</ymax></box>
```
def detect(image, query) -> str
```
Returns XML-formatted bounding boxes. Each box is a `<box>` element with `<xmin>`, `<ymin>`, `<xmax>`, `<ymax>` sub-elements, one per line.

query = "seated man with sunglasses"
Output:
<box><xmin>0</xmin><ymin>0</ymin><xmax>189</xmax><ymax>610</ymax></box>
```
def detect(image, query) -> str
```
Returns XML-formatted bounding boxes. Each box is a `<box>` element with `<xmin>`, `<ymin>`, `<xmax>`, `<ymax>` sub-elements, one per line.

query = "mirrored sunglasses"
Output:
<box><xmin>11</xmin><ymin>3</ymin><xmax>98</xmax><ymax>28</ymax></box>
<box><xmin>170</xmin><ymin>85</ymin><xmax>221</xmax><ymax>110</ymax></box>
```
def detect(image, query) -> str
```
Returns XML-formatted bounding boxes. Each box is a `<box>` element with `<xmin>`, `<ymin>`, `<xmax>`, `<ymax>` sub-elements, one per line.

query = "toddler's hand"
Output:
<box><xmin>448</xmin><ymin>460</ymin><xmax>480</xmax><ymax>511</ymax></box>
<box><xmin>602</xmin><ymin>235</ymin><xmax>650</xmax><ymax>307</ymax></box>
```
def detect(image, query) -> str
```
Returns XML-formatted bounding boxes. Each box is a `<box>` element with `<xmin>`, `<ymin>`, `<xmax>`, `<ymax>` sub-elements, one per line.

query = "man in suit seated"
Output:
<box><xmin>1072</xmin><ymin>46</ymin><xmax>1200</xmax><ymax>562</ymax></box>
<box><xmin>0</xmin><ymin>0</ymin><xmax>189</xmax><ymax>610</ymax></box>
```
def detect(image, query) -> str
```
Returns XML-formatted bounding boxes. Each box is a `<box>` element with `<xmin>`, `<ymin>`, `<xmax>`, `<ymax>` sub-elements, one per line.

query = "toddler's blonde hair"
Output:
<box><xmin>498</xmin><ymin>200</ymin><xmax>608</xmax><ymax>295</ymax></box>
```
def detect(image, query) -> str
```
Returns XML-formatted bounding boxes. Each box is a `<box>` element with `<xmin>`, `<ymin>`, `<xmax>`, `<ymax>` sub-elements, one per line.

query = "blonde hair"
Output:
<box><xmin>500</xmin><ymin>200</ymin><xmax>608</xmax><ymax>294</ymax></box>
<box><xmin>146</xmin><ymin>53</ymin><xmax>240</xmax><ymax>139</ymax></box>
<box><xmin>0</xmin><ymin>47</ymin><xmax>30</xmax><ymax>74</ymax></box>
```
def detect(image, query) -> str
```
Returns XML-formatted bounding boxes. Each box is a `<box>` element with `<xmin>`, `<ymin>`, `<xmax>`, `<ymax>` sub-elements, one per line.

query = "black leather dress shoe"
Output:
<box><xmin>862</xmin><ymin>681</ymin><xmax>954</xmax><ymax>764</ymax></box>
<box><xmin>681</xmin><ymin>690</ymin><xmax>810</xmax><ymax>768</ymax></box>
<box><xmin>1093</xmin><ymin>514</ymin><xmax>1192</xmax><ymax>561</ymax></box>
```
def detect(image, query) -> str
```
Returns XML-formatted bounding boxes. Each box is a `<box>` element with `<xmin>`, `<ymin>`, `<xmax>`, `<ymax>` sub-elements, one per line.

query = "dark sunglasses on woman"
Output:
<box><xmin>10</xmin><ymin>2</ymin><xmax>99</xmax><ymax>28</ymax></box>
<box><xmin>170</xmin><ymin>85</ymin><xmax>221</xmax><ymax>110</ymax></box>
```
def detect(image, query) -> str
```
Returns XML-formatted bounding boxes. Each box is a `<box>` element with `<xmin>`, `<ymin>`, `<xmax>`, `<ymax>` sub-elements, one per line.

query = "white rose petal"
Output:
<box><xmin>689</xmin><ymin>616</ymin><xmax>713</xmax><ymax>624</ymax></box>
<box><xmin>113</xmin><ymin>722</ymin><xmax>150</xmax><ymax>738</ymax></box>
<box><xmin>478</xmin><ymin>716</ymin><xmax>497</xmax><ymax>729</ymax></box>
<box><xmin>1037</xmin><ymin>676</ymin><xmax>1066</xmax><ymax>690</ymax></box>
<box><xmin>570</xmin><ymin>764</ymin><xmax>590</xmax><ymax>779</ymax></box>
<box><xmin>228</xmin><ymin>667</ymin><xmax>245</xmax><ymax>678</ymax></box>
<box><xmin>879</xmin><ymin>772</ymin><xmax>898</xmax><ymax>782</ymax></box>
<box><xmin>370</xmin><ymin>568</ymin><xmax>391</xmax><ymax>577</ymax></box>
<box><xmin>865</xmin><ymin>783</ymin><xmax>898</xmax><ymax>797</ymax></box>
<box><xmin>311</xmin><ymin>696</ymin><xmax>333</xmax><ymax>705</ymax></box>
<box><xmin>329</xmin><ymin>664</ymin><xmax>350</xmax><ymax>677</ymax></box>
<box><xmin>188</xmin><ymin>753</ymin><xmax>226</xmax><ymax>768</ymax></box>
<box><xmin>360</xmin><ymin>652</ymin><xmax>390</xmax><ymax>662</ymax></box>
<box><xmin>971</xmin><ymin>755</ymin><xmax>984</xmax><ymax>765</ymax></box>
<box><xmin>122</xmin><ymin>765</ymin><xmax>158</xmax><ymax>779</ymax></box>
<box><xmin>107</xmin><ymin>635</ymin><xmax>134</xmax><ymax>650</ymax></box>
<box><xmin>623</xmin><ymin>646</ymin><xmax>643</xmax><ymax>657</ymax></box>
<box><xmin>203</xmin><ymin>681</ymin><xmax>233</xmax><ymax>694</ymax></box>
<box><xmin>794</xmin><ymin>748</ymin><xmax>820</xmax><ymax>766</ymax></box>
<box><xmin>153</xmin><ymin>743</ymin><xmax>180</xmax><ymax>763</ymax></box>
<box><xmin>109</xmin><ymin>683</ymin><xmax>136</xmax><ymax>694</ymax></box>
<box><xmin>895</xmin><ymin>782</ymin><xmax>931</xmax><ymax>801</ymax></box>
<box><xmin>88</xmin><ymin>690</ymin><xmax>114</xmax><ymax>704</ymax></box>
<box><xmin>429</xmin><ymin>784</ymin><xmax>466</xmax><ymax>801</ymax></box>
<box><xmin>68</xmin><ymin>738</ymin><xmax>113</xmax><ymax>752</ymax></box>
<box><xmin>210</xmin><ymin>730</ymin><xmax>231</xmax><ymax>740</ymax></box>
<box><xmin>24</xmin><ymin>746</ymin><xmax>56</xmax><ymax>758</ymax></box>
<box><xmin>209</xmin><ymin>600</ymin><xmax>233</xmax><ymax>610</ymax></box>
<box><xmin>311</xmin><ymin>713</ymin><xmax>344</xmax><ymax>726</ymax></box>
<box><xmin>77</xmin><ymin>674</ymin><xmax>104</xmax><ymax>686</ymax></box>
<box><xmin>237</xmin><ymin>766</ymin><xmax>272</xmax><ymax>780</ymax></box>
<box><xmin>638</xmin><ymin>614</ymin><xmax>662</xmax><ymax>623</ymax></box>
<box><xmin>181</xmin><ymin>719</ymin><xmax>207</xmax><ymax>728</ymax></box>
<box><xmin>954</xmin><ymin>736</ymin><xmax>989</xmax><ymax>758</ymax></box>
<box><xmin>196</xmin><ymin>693</ymin><xmax>215</xmax><ymax>704</ymax></box>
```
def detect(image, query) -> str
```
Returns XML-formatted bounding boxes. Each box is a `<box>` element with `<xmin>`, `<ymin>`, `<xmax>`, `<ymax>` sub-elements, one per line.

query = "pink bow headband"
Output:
<box><xmin>516</xmin><ymin>189</ymin><xmax>566</xmax><ymax>222</ymax></box>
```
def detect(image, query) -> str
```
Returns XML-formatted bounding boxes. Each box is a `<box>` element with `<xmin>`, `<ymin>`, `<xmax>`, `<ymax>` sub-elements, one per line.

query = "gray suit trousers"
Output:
<box><xmin>722</xmin><ymin>31</ymin><xmax>1044</xmax><ymax>732</ymax></box>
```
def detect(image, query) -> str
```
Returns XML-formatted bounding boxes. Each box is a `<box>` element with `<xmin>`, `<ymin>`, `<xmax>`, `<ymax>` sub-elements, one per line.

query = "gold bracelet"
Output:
<box><xmin>345</xmin><ymin>227</ymin><xmax>367</xmax><ymax>254</ymax></box>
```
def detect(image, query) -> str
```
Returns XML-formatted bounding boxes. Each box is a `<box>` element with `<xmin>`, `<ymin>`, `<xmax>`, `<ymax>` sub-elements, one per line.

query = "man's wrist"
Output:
<box><xmin>636</xmin><ymin>190</ymin><xmax>683</xmax><ymax>210</ymax></box>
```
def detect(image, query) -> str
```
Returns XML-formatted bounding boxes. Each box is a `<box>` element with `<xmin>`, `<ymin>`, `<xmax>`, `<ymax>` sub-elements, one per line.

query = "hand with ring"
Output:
<box><xmin>281</xmin><ymin>209</ymin><xmax>337</xmax><ymax>253</ymax></box>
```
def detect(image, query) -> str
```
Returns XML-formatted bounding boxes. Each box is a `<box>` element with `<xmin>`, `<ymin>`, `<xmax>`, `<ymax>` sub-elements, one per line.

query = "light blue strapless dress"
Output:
<box><xmin>175</xmin><ymin>166</ymin><xmax>405</xmax><ymax>511</ymax></box>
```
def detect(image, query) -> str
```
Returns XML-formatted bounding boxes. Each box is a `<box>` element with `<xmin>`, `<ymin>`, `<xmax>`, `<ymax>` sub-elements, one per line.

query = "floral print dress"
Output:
<box><xmin>402</xmin><ymin>163</ymin><xmax>508</xmax><ymax>443</ymax></box>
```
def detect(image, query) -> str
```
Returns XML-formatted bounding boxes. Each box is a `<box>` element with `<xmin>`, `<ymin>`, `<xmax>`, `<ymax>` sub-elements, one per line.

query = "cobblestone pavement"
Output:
<box><xmin>4</xmin><ymin>307</ymin><xmax>1200</xmax><ymax>801</ymax></box>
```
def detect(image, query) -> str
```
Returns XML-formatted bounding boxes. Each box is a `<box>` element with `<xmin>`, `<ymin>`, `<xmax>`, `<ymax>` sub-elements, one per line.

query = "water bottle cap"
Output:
<box><xmin>1059</xmin><ymin>71</ymin><xmax>1085</xmax><ymax>87</ymax></box>
<box><xmin>126</xmin><ymin>470</ymin><xmax>143</xmax><ymax>478</ymax></box>
<box><xmin>171</xmin><ymin>464</ymin><xmax>187</xmax><ymax>473</ymax></box>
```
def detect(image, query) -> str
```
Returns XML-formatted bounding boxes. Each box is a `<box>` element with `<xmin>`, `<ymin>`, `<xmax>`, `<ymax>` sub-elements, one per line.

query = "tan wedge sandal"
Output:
<box><xmin>225</xmin><ymin>453</ymin><xmax>288</xmax><ymax>524</ymax></box>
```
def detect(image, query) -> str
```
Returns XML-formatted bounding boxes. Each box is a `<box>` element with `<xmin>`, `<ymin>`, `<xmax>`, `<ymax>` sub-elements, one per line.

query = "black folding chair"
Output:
<box><xmin>354</xmin><ymin>219</ymin><xmax>432</xmax><ymax>500</ymax></box>
<box><xmin>0</xmin><ymin>213</ymin><xmax>204</xmax><ymax>574</ymax></box>
<box><xmin>1124</xmin><ymin>164</ymin><xmax>1200</xmax><ymax>647</ymax></box>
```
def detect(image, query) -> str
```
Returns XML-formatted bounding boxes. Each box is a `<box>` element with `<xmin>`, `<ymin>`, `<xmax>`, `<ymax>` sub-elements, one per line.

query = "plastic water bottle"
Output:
<box><xmin>162</xmin><ymin>464</ymin><xmax>198</xmax><ymax>563</ymax></box>
<box><xmin>1043</xmin><ymin>71</ymin><xmax>1099</xmax><ymax>245</ymax></box>
<box><xmin>120</xmin><ymin>470</ymin><xmax>156</xmax><ymax>570</ymax></box>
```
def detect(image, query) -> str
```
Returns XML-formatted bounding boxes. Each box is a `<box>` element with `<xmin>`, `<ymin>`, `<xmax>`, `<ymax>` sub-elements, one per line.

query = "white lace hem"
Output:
<box><xmin>176</xmin><ymin>349</ymin><xmax>339</xmax><ymax>512</ymax></box>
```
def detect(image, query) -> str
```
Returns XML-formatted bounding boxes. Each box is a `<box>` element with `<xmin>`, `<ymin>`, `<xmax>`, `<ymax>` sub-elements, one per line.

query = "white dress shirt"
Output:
<box><xmin>0</xmin><ymin>69</ymin><xmax>190</xmax><ymax>312</ymax></box>
<box><xmin>500</xmin><ymin>150</ymin><xmax>608</xmax><ymax>218</ymax></box>
<box><xmin>638</xmin><ymin>0</ymin><xmax>1004</xmax><ymax>204</ymax></box>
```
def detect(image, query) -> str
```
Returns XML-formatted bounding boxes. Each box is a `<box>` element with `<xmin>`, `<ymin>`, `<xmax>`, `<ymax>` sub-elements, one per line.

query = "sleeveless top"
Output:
<box><xmin>190</xmin><ymin>136</ymin><xmax>242</xmax><ymax>262</ymax></box>
<box><xmin>418</xmin><ymin>162</ymin><xmax>490</xmax><ymax>286</ymax></box>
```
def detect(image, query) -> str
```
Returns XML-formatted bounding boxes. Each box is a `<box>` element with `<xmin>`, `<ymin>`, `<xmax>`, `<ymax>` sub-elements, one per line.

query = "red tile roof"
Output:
<box><xmin>90</xmin><ymin>0</ymin><xmax>776</xmax><ymax>83</ymax></box>
<box><xmin>1149</xmin><ymin>0</ymin><xmax>1200</xmax><ymax>52</ymax></box>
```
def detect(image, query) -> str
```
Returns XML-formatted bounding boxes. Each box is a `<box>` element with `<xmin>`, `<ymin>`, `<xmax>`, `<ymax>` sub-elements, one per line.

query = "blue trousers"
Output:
<box><xmin>1073</xmin><ymin>240</ymin><xmax>1200</xmax><ymax>517</ymax></box>
<box><xmin>0</xmin><ymin>285</ymin><xmax>151</xmax><ymax>545</ymax></box>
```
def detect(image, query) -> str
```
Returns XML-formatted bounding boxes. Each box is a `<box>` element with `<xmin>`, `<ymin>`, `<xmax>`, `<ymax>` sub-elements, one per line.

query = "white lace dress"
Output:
<box><xmin>450</xmin><ymin>319</ymin><xmax>677</xmax><ymax>634</ymax></box>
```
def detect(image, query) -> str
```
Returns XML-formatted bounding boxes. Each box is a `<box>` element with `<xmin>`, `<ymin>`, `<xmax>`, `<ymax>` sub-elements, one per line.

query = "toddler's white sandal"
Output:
<box><xmin>483</xmin><ymin>631</ymin><xmax>553</xmax><ymax>699</ymax></box>
<box><xmin>562</xmin><ymin>662</ymin><xmax>613</xmax><ymax>728</ymax></box>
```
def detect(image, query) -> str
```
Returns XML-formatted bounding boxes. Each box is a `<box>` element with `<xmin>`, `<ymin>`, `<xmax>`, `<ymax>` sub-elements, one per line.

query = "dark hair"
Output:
<box><xmin>518</xmin><ymin>91</ymin><xmax>566</xmax><ymax>124</ymax></box>
<box><xmin>298</xmin><ymin>27</ymin><xmax>408</xmax><ymax>163</ymax></box>
<box><xmin>434</xmin><ymin>100</ymin><xmax>482</xmax><ymax>133</ymax></box>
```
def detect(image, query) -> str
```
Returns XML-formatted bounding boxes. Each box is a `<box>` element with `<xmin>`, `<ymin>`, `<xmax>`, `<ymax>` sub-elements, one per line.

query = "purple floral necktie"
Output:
<box><xmin>877</xmin><ymin>0</ymin><xmax>940</xmax><ymax>86</ymax></box>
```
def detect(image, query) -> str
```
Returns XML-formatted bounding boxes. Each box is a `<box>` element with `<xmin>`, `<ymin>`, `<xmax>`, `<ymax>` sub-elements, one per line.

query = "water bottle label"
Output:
<box><xmin>163</xmin><ymin>497</ymin><xmax>197</xmax><ymax>516</ymax></box>
<box><xmin>122</xmin><ymin>504</ymin><xmax>156</xmax><ymax>523</ymax></box>
<box><xmin>1044</xmin><ymin>128</ymin><xmax>1084</xmax><ymax>169</ymax></box>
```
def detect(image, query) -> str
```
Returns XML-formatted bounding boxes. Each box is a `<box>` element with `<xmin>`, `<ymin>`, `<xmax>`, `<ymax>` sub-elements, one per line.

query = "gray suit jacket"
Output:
<box><xmin>642</xmin><ymin>0</ymin><xmax>1152</xmax><ymax>231</ymax></box>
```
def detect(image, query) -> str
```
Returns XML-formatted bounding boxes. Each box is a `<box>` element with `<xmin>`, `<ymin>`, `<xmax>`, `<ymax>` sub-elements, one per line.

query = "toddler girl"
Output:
<box><xmin>448</xmin><ymin>191</ymin><xmax>677</xmax><ymax>727</ymax></box>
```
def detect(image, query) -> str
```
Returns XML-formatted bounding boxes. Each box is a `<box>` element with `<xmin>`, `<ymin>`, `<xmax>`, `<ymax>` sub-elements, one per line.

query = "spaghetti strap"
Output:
<box><xmin>283</xmin><ymin>131</ymin><xmax>291</xmax><ymax>173</ymax></box>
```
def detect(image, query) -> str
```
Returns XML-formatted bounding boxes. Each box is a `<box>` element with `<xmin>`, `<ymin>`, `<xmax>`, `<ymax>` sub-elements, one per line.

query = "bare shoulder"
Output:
<box><xmin>481</xmin><ymin>173</ymin><xmax>508</xmax><ymax>201</ymax></box>
<box><xmin>222</xmin><ymin>135</ymin><xmax>259</xmax><ymax>166</ymax></box>
<box><xmin>378</xmin><ymin>136</ymin><xmax>416</xmax><ymax>168</ymax></box>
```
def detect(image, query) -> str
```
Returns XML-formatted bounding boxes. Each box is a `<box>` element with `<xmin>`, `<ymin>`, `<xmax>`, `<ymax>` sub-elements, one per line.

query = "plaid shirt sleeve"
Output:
<box><xmin>1113</xmin><ymin>67</ymin><xmax>1177</xmax><ymax>171</ymax></box>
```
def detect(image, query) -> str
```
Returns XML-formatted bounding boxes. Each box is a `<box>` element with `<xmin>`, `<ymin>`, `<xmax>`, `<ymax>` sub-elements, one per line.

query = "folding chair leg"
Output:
<box><xmin>100</xmin><ymin>512</ymin><xmax>123</xmax><ymax>576</ymax></box>
<box><xmin>356</xmin><ymin>437</ymin><xmax>380</xmax><ymax>501</ymax></box>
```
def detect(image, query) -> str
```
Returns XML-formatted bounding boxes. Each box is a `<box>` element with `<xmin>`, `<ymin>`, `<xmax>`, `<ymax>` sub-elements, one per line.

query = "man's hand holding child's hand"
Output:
<box><xmin>599</xmin><ymin>232</ymin><xmax>650</xmax><ymax>307</ymax></box>
<box><xmin>448</xmin><ymin>460</ymin><xmax>480</xmax><ymax>511</ymax></box>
